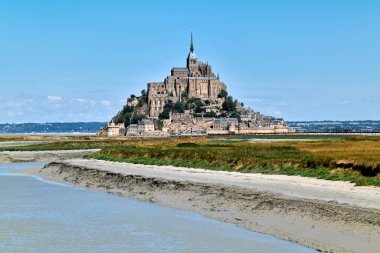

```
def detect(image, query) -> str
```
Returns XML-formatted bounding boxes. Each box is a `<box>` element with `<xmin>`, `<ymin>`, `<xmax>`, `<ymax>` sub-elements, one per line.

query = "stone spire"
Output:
<box><xmin>187</xmin><ymin>32</ymin><xmax>197</xmax><ymax>72</ymax></box>
<box><xmin>190</xmin><ymin>32</ymin><xmax>194</xmax><ymax>53</ymax></box>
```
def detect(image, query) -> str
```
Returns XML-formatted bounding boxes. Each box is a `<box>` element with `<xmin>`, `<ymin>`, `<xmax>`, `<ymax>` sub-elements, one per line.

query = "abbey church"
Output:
<box><xmin>147</xmin><ymin>34</ymin><xmax>226</xmax><ymax>117</ymax></box>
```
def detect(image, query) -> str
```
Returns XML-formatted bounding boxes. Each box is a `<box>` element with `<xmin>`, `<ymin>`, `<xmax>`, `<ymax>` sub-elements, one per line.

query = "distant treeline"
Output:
<box><xmin>0</xmin><ymin>122</ymin><xmax>106</xmax><ymax>133</ymax></box>
<box><xmin>287</xmin><ymin>120</ymin><xmax>380</xmax><ymax>133</ymax></box>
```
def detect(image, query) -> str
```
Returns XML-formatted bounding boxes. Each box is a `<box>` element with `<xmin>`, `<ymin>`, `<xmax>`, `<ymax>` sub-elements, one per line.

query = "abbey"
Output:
<box><xmin>98</xmin><ymin>34</ymin><xmax>294</xmax><ymax>137</ymax></box>
<box><xmin>148</xmin><ymin>34</ymin><xmax>226</xmax><ymax>117</ymax></box>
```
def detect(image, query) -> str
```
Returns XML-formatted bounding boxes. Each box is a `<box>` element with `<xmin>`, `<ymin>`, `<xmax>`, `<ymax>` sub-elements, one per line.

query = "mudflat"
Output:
<box><xmin>0</xmin><ymin>150</ymin><xmax>100</xmax><ymax>164</ymax></box>
<box><xmin>38</xmin><ymin>158</ymin><xmax>380</xmax><ymax>253</ymax></box>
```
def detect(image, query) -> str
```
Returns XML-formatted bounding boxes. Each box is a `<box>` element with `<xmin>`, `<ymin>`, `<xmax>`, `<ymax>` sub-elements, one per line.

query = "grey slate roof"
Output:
<box><xmin>172</xmin><ymin>67</ymin><xmax>188</xmax><ymax>71</ymax></box>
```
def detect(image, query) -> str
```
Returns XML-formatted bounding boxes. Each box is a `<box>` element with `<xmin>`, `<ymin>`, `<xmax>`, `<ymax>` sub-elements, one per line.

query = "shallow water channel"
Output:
<box><xmin>0</xmin><ymin>162</ymin><xmax>316</xmax><ymax>253</ymax></box>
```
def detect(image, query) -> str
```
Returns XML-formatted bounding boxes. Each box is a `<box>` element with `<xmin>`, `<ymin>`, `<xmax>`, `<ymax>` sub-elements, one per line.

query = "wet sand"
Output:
<box><xmin>0</xmin><ymin>150</ymin><xmax>100</xmax><ymax>164</ymax></box>
<box><xmin>0</xmin><ymin>140</ymin><xmax>53</xmax><ymax>147</ymax></box>
<box><xmin>36</xmin><ymin>158</ymin><xmax>380</xmax><ymax>253</ymax></box>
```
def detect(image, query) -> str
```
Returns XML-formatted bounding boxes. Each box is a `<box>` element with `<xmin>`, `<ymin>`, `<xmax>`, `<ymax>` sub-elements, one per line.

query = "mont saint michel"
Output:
<box><xmin>99</xmin><ymin>35</ymin><xmax>293</xmax><ymax>137</ymax></box>
<box><xmin>2</xmin><ymin>2</ymin><xmax>380</xmax><ymax>253</ymax></box>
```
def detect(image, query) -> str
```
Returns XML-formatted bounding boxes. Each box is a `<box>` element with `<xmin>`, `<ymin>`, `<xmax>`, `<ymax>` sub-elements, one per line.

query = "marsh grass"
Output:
<box><xmin>85</xmin><ymin>137</ymin><xmax>380</xmax><ymax>186</ymax></box>
<box><xmin>2</xmin><ymin>135</ymin><xmax>380</xmax><ymax>186</ymax></box>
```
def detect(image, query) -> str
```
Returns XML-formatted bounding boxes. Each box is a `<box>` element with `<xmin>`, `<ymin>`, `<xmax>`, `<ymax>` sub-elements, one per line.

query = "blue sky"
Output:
<box><xmin>0</xmin><ymin>0</ymin><xmax>379</xmax><ymax>123</ymax></box>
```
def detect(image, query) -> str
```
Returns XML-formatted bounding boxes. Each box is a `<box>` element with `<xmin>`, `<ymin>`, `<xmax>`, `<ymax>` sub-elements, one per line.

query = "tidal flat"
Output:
<box><xmin>1</xmin><ymin>162</ymin><xmax>318</xmax><ymax>253</ymax></box>
<box><xmin>1</xmin><ymin>135</ymin><xmax>380</xmax><ymax>252</ymax></box>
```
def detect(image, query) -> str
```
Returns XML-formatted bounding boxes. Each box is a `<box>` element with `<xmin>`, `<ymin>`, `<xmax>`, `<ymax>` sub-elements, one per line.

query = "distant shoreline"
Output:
<box><xmin>0</xmin><ymin>132</ymin><xmax>97</xmax><ymax>136</ymax></box>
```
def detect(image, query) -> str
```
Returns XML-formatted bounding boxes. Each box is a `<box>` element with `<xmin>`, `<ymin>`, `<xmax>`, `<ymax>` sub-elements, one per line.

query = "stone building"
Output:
<box><xmin>126</xmin><ymin>124</ymin><xmax>138</xmax><ymax>135</ymax></box>
<box><xmin>212</xmin><ymin>118</ymin><xmax>238</xmax><ymax>130</ymax></box>
<box><xmin>148</xmin><ymin>33</ymin><xmax>227</xmax><ymax>117</ymax></box>
<box><xmin>137</xmin><ymin>119</ymin><xmax>155</xmax><ymax>133</ymax></box>
<box><xmin>106</xmin><ymin>121</ymin><xmax>125</xmax><ymax>136</ymax></box>
<box><xmin>126</xmin><ymin>119</ymin><xmax>156</xmax><ymax>136</ymax></box>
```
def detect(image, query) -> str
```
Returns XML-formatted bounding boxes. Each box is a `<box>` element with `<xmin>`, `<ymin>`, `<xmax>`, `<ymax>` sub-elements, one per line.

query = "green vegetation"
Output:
<box><xmin>2</xmin><ymin>135</ymin><xmax>380</xmax><ymax>186</ymax></box>
<box><xmin>204</xmin><ymin>111</ymin><xmax>217</xmax><ymax>118</ymax></box>
<box><xmin>159</xmin><ymin>100</ymin><xmax>174</xmax><ymax>119</ymax></box>
<box><xmin>140</xmin><ymin>89</ymin><xmax>147</xmax><ymax>103</ymax></box>
<box><xmin>222</xmin><ymin>95</ymin><xmax>236</xmax><ymax>112</ymax></box>
<box><xmin>176</xmin><ymin>142</ymin><xmax>200</xmax><ymax>148</ymax></box>
<box><xmin>173</xmin><ymin>101</ymin><xmax>185</xmax><ymax>113</ymax></box>
<box><xmin>186</xmin><ymin>97</ymin><xmax>204</xmax><ymax>110</ymax></box>
<box><xmin>84</xmin><ymin>136</ymin><xmax>380</xmax><ymax>186</ymax></box>
<box><xmin>113</xmin><ymin>90</ymin><xmax>148</xmax><ymax>126</ymax></box>
<box><xmin>159</xmin><ymin>92</ymin><xmax>241</xmax><ymax>118</ymax></box>
<box><xmin>218</xmin><ymin>89</ymin><xmax>228</xmax><ymax>99</ymax></box>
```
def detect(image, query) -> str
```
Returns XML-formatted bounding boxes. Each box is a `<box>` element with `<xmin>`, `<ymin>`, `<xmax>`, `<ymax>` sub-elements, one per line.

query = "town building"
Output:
<box><xmin>125</xmin><ymin>119</ymin><xmax>158</xmax><ymax>136</ymax></box>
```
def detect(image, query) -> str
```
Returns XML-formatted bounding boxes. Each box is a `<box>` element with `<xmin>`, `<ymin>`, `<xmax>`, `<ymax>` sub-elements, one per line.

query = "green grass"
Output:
<box><xmin>87</xmin><ymin>152</ymin><xmax>379</xmax><ymax>187</ymax></box>
<box><xmin>85</xmin><ymin>138</ymin><xmax>380</xmax><ymax>186</ymax></box>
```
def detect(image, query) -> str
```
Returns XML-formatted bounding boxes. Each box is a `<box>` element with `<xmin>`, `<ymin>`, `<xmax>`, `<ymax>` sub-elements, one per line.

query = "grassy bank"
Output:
<box><xmin>1</xmin><ymin>135</ymin><xmax>380</xmax><ymax>186</ymax></box>
<box><xmin>86</xmin><ymin>136</ymin><xmax>380</xmax><ymax>186</ymax></box>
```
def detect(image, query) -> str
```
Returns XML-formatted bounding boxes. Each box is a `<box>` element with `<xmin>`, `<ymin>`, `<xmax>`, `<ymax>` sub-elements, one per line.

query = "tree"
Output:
<box><xmin>222</xmin><ymin>96</ymin><xmax>235</xmax><ymax>112</ymax></box>
<box><xmin>164</xmin><ymin>100</ymin><xmax>173</xmax><ymax>109</ymax></box>
<box><xmin>131</xmin><ymin>114</ymin><xmax>144</xmax><ymax>124</ymax></box>
<box><xmin>113</xmin><ymin>105</ymin><xmax>134</xmax><ymax>124</ymax></box>
<box><xmin>159</xmin><ymin>108</ymin><xmax>171</xmax><ymax>119</ymax></box>
<box><xmin>187</xmin><ymin>97</ymin><xmax>204</xmax><ymax>109</ymax></box>
<box><xmin>218</xmin><ymin>89</ymin><xmax>228</xmax><ymax>99</ymax></box>
<box><xmin>122</xmin><ymin>105</ymin><xmax>133</xmax><ymax>114</ymax></box>
<box><xmin>204</xmin><ymin>111</ymin><xmax>217</xmax><ymax>118</ymax></box>
<box><xmin>205</xmin><ymin>100</ymin><xmax>210</xmax><ymax>105</ymax></box>
<box><xmin>181</xmin><ymin>90</ymin><xmax>188</xmax><ymax>100</ymax></box>
<box><xmin>173</xmin><ymin>101</ymin><xmax>185</xmax><ymax>113</ymax></box>
<box><xmin>195</xmin><ymin>105</ymin><xmax>203</xmax><ymax>113</ymax></box>
<box><xmin>230</xmin><ymin>112</ymin><xmax>241</xmax><ymax>120</ymax></box>
<box><xmin>140</xmin><ymin>89</ymin><xmax>147</xmax><ymax>102</ymax></box>
<box><xmin>159</xmin><ymin>100</ymin><xmax>174</xmax><ymax>119</ymax></box>
<box><xmin>123</xmin><ymin>116</ymin><xmax>131</xmax><ymax>127</ymax></box>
